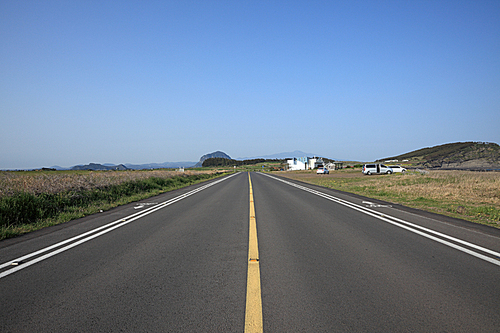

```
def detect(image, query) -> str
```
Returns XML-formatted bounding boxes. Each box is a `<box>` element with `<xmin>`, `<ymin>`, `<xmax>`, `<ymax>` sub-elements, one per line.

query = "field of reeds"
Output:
<box><xmin>0</xmin><ymin>169</ymin><xmax>226</xmax><ymax>240</ymax></box>
<box><xmin>279</xmin><ymin>169</ymin><xmax>500</xmax><ymax>228</ymax></box>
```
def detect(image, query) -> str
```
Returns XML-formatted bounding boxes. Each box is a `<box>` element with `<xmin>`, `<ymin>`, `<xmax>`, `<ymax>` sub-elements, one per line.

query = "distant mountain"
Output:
<box><xmin>194</xmin><ymin>151</ymin><xmax>231</xmax><ymax>168</ymax></box>
<box><xmin>125</xmin><ymin>161</ymin><xmax>197</xmax><ymax>169</ymax></box>
<box><xmin>54</xmin><ymin>161</ymin><xmax>197</xmax><ymax>171</ymax></box>
<box><xmin>378</xmin><ymin>142</ymin><xmax>500</xmax><ymax>169</ymax></box>
<box><xmin>49</xmin><ymin>165</ymin><xmax>67</xmax><ymax>170</ymax></box>
<box><xmin>71</xmin><ymin>163</ymin><xmax>128</xmax><ymax>171</ymax></box>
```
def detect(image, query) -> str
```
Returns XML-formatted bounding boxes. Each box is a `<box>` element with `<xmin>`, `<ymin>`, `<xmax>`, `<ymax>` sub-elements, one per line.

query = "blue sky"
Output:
<box><xmin>1</xmin><ymin>1</ymin><xmax>499</xmax><ymax>169</ymax></box>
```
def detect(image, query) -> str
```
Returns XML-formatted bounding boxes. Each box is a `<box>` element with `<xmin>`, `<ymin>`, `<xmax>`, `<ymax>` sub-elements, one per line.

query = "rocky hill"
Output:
<box><xmin>379</xmin><ymin>142</ymin><xmax>500</xmax><ymax>169</ymax></box>
<box><xmin>194</xmin><ymin>151</ymin><xmax>231</xmax><ymax>168</ymax></box>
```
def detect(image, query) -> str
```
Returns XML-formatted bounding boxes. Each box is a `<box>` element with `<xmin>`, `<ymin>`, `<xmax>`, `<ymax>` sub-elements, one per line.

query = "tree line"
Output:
<box><xmin>202</xmin><ymin>158</ymin><xmax>283</xmax><ymax>167</ymax></box>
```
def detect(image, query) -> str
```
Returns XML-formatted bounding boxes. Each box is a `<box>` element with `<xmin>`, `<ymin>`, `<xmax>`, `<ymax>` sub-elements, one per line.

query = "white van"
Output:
<box><xmin>388</xmin><ymin>165</ymin><xmax>407</xmax><ymax>173</ymax></box>
<box><xmin>362</xmin><ymin>164</ymin><xmax>393</xmax><ymax>175</ymax></box>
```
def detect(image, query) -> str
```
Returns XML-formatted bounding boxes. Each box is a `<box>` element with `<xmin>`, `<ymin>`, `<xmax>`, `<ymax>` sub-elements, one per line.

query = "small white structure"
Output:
<box><xmin>286</xmin><ymin>155</ymin><xmax>344</xmax><ymax>171</ymax></box>
<box><xmin>308</xmin><ymin>157</ymin><xmax>325</xmax><ymax>169</ymax></box>
<box><xmin>287</xmin><ymin>157</ymin><xmax>308</xmax><ymax>170</ymax></box>
<box><xmin>286</xmin><ymin>156</ymin><xmax>325</xmax><ymax>171</ymax></box>
<box><xmin>325</xmin><ymin>162</ymin><xmax>344</xmax><ymax>170</ymax></box>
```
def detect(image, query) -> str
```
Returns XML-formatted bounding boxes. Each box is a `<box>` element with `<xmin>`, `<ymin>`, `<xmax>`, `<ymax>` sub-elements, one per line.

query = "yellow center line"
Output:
<box><xmin>245</xmin><ymin>173</ymin><xmax>263</xmax><ymax>333</ymax></box>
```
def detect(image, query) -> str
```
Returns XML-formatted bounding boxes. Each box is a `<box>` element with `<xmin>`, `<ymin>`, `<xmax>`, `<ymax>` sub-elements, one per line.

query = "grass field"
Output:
<box><xmin>0</xmin><ymin>169</ymin><xmax>226</xmax><ymax>240</ymax></box>
<box><xmin>3</xmin><ymin>167</ymin><xmax>498</xmax><ymax>240</ymax></box>
<box><xmin>277</xmin><ymin>168</ymin><xmax>500</xmax><ymax>229</ymax></box>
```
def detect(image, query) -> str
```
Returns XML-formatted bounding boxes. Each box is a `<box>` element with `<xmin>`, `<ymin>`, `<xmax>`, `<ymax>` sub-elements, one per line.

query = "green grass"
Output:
<box><xmin>0</xmin><ymin>172</ymin><xmax>227</xmax><ymax>240</ymax></box>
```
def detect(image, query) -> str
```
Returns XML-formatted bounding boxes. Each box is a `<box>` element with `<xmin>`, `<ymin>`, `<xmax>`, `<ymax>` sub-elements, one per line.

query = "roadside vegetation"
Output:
<box><xmin>0</xmin><ymin>169</ymin><xmax>226</xmax><ymax>240</ymax></box>
<box><xmin>278</xmin><ymin>168</ymin><xmax>500</xmax><ymax>229</ymax></box>
<box><xmin>190</xmin><ymin>160</ymin><xmax>285</xmax><ymax>173</ymax></box>
<box><xmin>202</xmin><ymin>157</ymin><xmax>285</xmax><ymax>170</ymax></box>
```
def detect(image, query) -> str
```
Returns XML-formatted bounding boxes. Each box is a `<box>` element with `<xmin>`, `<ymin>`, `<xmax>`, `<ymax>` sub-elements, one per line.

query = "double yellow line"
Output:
<box><xmin>245</xmin><ymin>173</ymin><xmax>263</xmax><ymax>332</ymax></box>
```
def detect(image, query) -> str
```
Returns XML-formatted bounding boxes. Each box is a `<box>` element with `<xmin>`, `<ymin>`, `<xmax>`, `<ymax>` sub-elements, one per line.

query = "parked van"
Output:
<box><xmin>388</xmin><ymin>165</ymin><xmax>407</xmax><ymax>173</ymax></box>
<box><xmin>362</xmin><ymin>164</ymin><xmax>393</xmax><ymax>175</ymax></box>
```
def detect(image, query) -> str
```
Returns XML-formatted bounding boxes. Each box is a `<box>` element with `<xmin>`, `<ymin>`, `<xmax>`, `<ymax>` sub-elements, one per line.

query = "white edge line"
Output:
<box><xmin>260</xmin><ymin>173</ymin><xmax>500</xmax><ymax>267</ymax></box>
<box><xmin>0</xmin><ymin>172</ymin><xmax>240</xmax><ymax>278</ymax></box>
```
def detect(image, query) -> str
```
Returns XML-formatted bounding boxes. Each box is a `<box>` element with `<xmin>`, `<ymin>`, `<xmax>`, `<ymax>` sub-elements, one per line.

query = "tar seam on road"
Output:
<box><xmin>245</xmin><ymin>173</ymin><xmax>263</xmax><ymax>333</ymax></box>
<box><xmin>0</xmin><ymin>172</ymin><xmax>240</xmax><ymax>279</ymax></box>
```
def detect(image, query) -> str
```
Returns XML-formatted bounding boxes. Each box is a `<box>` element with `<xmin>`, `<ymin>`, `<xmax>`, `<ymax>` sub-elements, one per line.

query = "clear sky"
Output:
<box><xmin>1</xmin><ymin>1</ymin><xmax>499</xmax><ymax>169</ymax></box>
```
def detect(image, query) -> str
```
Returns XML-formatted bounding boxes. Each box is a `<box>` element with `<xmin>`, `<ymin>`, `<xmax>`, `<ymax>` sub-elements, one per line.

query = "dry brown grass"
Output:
<box><xmin>279</xmin><ymin>169</ymin><xmax>500</xmax><ymax>228</ymax></box>
<box><xmin>0</xmin><ymin>169</ymin><xmax>224</xmax><ymax>239</ymax></box>
<box><xmin>0</xmin><ymin>169</ymin><xmax>213</xmax><ymax>197</ymax></box>
<box><xmin>387</xmin><ymin>171</ymin><xmax>499</xmax><ymax>205</ymax></box>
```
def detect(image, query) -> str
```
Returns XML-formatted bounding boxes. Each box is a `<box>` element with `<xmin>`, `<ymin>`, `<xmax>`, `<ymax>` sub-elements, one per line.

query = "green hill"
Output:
<box><xmin>379</xmin><ymin>142</ymin><xmax>500</xmax><ymax>169</ymax></box>
<box><xmin>193</xmin><ymin>151</ymin><xmax>232</xmax><ymax>168</ymax></box>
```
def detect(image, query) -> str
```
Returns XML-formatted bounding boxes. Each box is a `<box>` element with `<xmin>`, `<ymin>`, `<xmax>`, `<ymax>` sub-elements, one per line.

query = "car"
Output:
<box><xmin>316</xmin><ymin>167</ymin><xmax>329</xmax><ymax>174</ymax></box>
<box><xmin>388</xmin><ymin>165</ymin><xmax>407</xmax><ymax>173</ymax></box>
<box><xmin>362</xmin><ymin>164</ymin><xmax>393</xmax><ymax>175</ymax></box>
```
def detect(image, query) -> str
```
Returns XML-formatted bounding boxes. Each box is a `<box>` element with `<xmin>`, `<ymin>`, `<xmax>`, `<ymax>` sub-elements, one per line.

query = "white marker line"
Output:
<box><xmin>0</xmin><ymin>173</ymin><xmax>240</xmax><ymax>279</ymax></box>
<box><xmin>363</xmin><ymin>201</ymin><xmax>392</xmax><ymax>208</ymax></box>
<box><xmin>260</xmin><ymin>173</ymin><xmax>500</xmax><ymax>267</ymax></box>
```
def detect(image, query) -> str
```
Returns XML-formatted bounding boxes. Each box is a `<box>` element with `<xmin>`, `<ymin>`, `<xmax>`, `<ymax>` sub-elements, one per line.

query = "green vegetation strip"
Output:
<box><xmin>0</xmin><ymin>173</ymin><xmax>227</xmax><ymax>240</ymax></box>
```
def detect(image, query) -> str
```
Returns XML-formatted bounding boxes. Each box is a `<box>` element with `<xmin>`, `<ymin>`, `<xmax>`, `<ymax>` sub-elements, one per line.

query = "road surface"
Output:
<box><xmin>1</xmin><ymin>172</ymin><xmax>499</xmax><ymax>332</ymax></box>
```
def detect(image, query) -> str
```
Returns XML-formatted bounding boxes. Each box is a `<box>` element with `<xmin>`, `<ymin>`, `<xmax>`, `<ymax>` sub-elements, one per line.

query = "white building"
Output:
<box><xmin>286</xmin><ymin>157</ymin><xmax>324</xmax><ymax>171</ymax></box>
<box><xmin>287</xmin><ymin>157</ymin><xmax>308</xmax><ymax>170</ymax></box>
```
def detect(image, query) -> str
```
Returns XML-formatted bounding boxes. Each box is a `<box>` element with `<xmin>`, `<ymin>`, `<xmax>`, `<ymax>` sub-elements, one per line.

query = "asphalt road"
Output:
<box><xmin>1</xmin><ymin>172</ymin><xmax>500</xmax><ymax>332</ymax></box>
